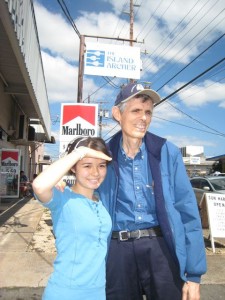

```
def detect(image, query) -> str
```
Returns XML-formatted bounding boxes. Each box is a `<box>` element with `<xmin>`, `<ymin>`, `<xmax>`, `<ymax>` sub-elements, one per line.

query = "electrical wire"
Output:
<box><xmin>143</xmin><ymin>1</ymin><xmax>223</xmax><ymax>73</ymax></box>
<box><xmin>141</xmin><ymin>0</ymin><xmax>214</xmax><ymax>69</ymax></box>
<box><xmin>156</xmin><ymin>33</ymin><xmax>225</xmax><ymax>92</ymax></box>
<box><xmin>164</xmin><ymin>101</ymin><xmax>225</xmax><ymax>137</ymax></box>
<box><xmin>153</xmin><ymin>116</ymin><xmax>225</xmax><ymax>137</ymax></box>
<box><xmin>155</xmin><ymin>57</ymin><xmax>225</xmax><ymax>107</ymax></box>
<box><xmin>150</xmin><ymin>12</ymin><xmax>225</xmax><ymax>85</ymax></box>
<box><xmin>142</xmin><ymin>0</ymin><xmax>176</xmax><ymax>41</ymax></box>
<box><xmin>138</xmin><ymin>0</ymin><xmax>200</xmax><ymax>57</ymax></box>
<box><xmin>56</xmin><ymin>0</ymin><xmax>81</xmax><ymax>38</ymax></box>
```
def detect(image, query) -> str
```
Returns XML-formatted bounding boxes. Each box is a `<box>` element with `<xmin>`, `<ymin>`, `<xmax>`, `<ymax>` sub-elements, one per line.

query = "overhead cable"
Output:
<box><xmin>154</xmin><ymin>116</ymin><xmax>225</xmax><ymax>138</ymax></box>
<box><xmin>155</xmin><ymin>57</ymin><xmax>225</xmax><ymax>107</ymax></box>
<box><xmin>56</xmin><ymin>0</ymin><xmax>81</xmax><ymax>38</ymax></box>
<box><xmin>156</xmin><ymin>33</ymin><xmax>225</xmax><ymax>92</ymax></box>
<box><xmin>143</xmin><ymin>0</ymin><xmax>221</xmax><ymax>72</ymax></box>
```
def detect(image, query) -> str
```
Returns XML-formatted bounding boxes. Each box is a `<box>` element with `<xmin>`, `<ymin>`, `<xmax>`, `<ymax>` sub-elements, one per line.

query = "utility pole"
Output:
<box><xmin>128</xmin><ymin>0</ymin><xmax>140</xmax><ymax>83</ymax></box>
<box><xmin>95</xmin><ymin>101</ymin><xmax>109</xmax><ymax>138</ymax></box>
<box><xmin>129</xmin><ymin>0</ymin><xmax>134</xmax><ymax>83</ymax></box>
<box><xmin>130</xmin><ymin>0</ymin><xmax>134</xmax><ymax>47</ymax></box>
<box><xmin>99</xmin><ymin>108</ymin><xmax>109</xmax><ymax>138</ymax></box>
<box><xmin>77</xmin><ymin>35</ymin><xmax>85</xmax><ymax>103</ymax></box>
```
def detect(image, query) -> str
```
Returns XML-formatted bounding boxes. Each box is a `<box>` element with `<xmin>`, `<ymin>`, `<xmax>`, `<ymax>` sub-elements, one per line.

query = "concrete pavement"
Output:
<box><xmin>0</xmin><ymin>197</ymin><xmax>225</xmax><ymax>299</ymax></box>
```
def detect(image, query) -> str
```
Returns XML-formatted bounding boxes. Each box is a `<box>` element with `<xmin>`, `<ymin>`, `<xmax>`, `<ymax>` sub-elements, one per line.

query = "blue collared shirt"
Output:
<box><xmin>113</xmin><ymin>139</ymin><xmax>159</xmax><ymax>231</ymax></box>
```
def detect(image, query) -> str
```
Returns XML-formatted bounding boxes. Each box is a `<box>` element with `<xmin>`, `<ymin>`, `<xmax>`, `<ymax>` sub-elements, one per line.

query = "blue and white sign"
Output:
<box><xmin>84</xmin><ymin>42</ymin><xmax>141</xmax><ymax>79</ymax></box>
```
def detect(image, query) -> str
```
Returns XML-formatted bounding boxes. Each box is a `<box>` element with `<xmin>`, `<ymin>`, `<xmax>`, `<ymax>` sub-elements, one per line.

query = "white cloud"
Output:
<box><xmin>34</xmin><ymin>1</ymin><xmax>79</xmax><ymax>62</ymax></box>
<box><xmin>165</xmin><ymin>135</ymin><xmax>216</xmax><ymax>149</ymax></box>
<box><xmin>41</xmin><ymin>51</ymin><xmax>77</xmax><ymax>102</ymax></box>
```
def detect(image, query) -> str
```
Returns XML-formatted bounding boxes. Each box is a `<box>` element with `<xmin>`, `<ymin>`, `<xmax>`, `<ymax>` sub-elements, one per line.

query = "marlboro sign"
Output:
<box><xmin>0</xmin><ymin>149</ymin><xmax>20</xmax><ymax>197</ymax></box>
<box><xmin>59</xmin><ymin>103</ymin><xmax>98</xmax><ymax>154</ymax></box>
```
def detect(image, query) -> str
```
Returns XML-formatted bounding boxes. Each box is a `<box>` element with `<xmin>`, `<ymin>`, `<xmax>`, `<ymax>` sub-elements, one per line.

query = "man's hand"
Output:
<box><xmin>182</xmin><ymin>281</ymin><xmax>200</xmax><ymax>300</ymax></box>
<box><xmin>55</xmin><ymin>180</ymin><xmax>66</xmax><ymax>192</ymax></box>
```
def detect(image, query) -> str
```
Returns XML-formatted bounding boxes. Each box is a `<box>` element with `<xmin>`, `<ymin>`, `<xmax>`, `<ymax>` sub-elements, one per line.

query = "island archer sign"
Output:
<box><xmin>84</xmin><ymin>42</ymin><xmax>141</xmax><ymax>79</ymax></box>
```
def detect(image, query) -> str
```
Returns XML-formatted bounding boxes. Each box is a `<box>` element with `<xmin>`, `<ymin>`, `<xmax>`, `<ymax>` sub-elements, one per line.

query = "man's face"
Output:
<box><xmin>113</xmin><ymin>97</ymin><xmax>154</xmax><ymax>139</ymax></box>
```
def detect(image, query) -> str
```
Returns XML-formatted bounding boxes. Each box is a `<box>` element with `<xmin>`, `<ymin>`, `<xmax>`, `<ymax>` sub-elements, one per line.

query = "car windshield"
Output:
<box><xmin>210</xmin><ymin>178</ymin><xmax>225</xmax><ymax>191</ymax></box>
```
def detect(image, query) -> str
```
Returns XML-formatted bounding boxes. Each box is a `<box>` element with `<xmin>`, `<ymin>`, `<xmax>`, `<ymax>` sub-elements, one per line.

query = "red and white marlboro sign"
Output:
<box><xmin>1</xmin><ymin>149</ymin><xmax>20</xmax><ymax>171</ymax></box>
<box><xmin>59</xmin><ymin>103</ymin><xmax>98</xmax><ymax>154</ymax></box>
<box><xmin>0</xmin><ymin>149</ymin><xmax>20</xmax><ymax>197</ymax></box>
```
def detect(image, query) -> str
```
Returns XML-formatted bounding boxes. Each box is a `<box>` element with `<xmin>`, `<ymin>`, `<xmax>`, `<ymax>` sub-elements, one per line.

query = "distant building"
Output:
<box><xmin>180</xmin><ymin>146</ymin><xmax>215</xmax><ymax>177</ymax></box>
<box><xmin>180</xmin><ymin>146</ymin><xmax>204</xmax><ymax>157</ymax></box>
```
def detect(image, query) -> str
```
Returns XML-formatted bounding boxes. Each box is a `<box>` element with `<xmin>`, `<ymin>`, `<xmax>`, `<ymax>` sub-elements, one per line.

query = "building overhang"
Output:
<box><xmin>0</xmin><ymin>1</ymin><xmax>51</xmax><ymax>141</ymax></box>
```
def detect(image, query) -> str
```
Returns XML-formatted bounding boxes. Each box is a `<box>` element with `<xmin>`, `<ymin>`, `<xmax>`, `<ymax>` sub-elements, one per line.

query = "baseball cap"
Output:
<box><xmin>114</xmin><ymin>83</ymin><xmax>161</xmax><ymax>106</ymax></box>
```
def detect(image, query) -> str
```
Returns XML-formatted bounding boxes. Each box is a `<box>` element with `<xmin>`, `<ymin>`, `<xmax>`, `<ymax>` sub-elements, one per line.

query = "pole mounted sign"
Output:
<box><xmin>84</xmin><ymin>42</ymin><xmax>141</xmax><ymax>79</ymax></box>
<box><xmin>59</xmin><ymin>103</ymin><xmax>98</xmax><ymax>155</ymax></box>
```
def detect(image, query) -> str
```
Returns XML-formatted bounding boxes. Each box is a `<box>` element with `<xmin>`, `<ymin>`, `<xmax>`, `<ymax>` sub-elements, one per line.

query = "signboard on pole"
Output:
<box><xmin>59</xmin><ymin>103</ymin><xmax>98</xmax><ymax>156</ymax></box>
<box><xmin>84</xmin><ymin>42</ymin><xmax>141</xmax><ymax>79</ymax></box>
<box><xmin>0</xmin><ymin>149</ymin><xmax>20</xmax><ymax>198</ymax></box>
<box><xmin>204</xmin><ymin>193</ymin><xmax>225</xmax><ymax>253</ymax></box>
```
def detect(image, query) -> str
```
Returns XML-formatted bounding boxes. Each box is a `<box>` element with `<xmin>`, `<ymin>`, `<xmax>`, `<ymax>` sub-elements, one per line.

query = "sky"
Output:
<box><xmin>33</xmin><ymin>0</ymin><xmax>225</xmax><ymax>160</ymax></box>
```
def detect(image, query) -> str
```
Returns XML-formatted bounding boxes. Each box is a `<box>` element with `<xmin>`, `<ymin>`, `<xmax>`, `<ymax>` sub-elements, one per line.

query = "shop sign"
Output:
<box><xmin>84</xmin><ymin>42</ymin><xmax>141</xmax><ymax>79</ymax></box>
<box><xmin>0</xmin><ymin>149</ymin><xmax>20</xmax><ymax>198</ymax></box>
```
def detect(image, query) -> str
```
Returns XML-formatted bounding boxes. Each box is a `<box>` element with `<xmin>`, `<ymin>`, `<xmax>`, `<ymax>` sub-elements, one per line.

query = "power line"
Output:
<box><xmin>138</xmin><ymin>0</ymin><xmax>200</xmax><ymax>55</ymax></box>
<box><xmin>141</xmin><ymin>0</ymin><xmax>212</xmax><ymax>70</ymax></box>
<box><xmin>82</xmin><ymin>78</ymin><xmax>119</xmax><ymax>103</ymax></box>
<box><xmin>153</xmin><ymin>116</ymin><xmax>225</xmax><ymax>138</ymax></box>
<box><xmin>155</xmin><ymin>57</ymin><xmax>225</xmax><ymax>106</ymax></box>
<box><xmin>136</xmin><ymin>0</ymin><xmax>164</xmax><ymax>39</ymax></box>
<box><xmin>165</xmin><ymin>101</ymin><xmax>225</xmax><ymax>138</ymax></box>
<box><xmin>150</xmin><ymin>12</ymin><xmax>225</xmax><ymax>85</ymax></box>
<box><xmin>56</xmin><ymin>0</ymin><xmax>81</xmax><ymax>38</ymax></box>
<box><xmin>142</xmin><ymin>0</ymin><xmax>222</xmax><ymax>74</ymax></box>
<box><xmin>156</xmin><ymin>33</ymin><xmax>225</xmax><ymax>92</ymax></box>
<box><xmin>142</xmin><ymin>0</ymin><xmax>176</xmax><ymax>41</ymax></box>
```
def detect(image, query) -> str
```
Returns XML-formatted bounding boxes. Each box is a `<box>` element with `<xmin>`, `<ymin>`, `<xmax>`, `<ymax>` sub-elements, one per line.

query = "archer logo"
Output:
<box><xmin>86</xmin><ymin>50</ymin><xmax>105</xmax><ymax>68</ymax></box>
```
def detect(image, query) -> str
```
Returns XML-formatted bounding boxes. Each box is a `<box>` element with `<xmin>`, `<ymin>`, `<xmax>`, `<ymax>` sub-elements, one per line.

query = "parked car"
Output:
<box><xmin>190</xmin><ymin>176</ymin><xmax>225</xmax><ymax>205</ymax></box>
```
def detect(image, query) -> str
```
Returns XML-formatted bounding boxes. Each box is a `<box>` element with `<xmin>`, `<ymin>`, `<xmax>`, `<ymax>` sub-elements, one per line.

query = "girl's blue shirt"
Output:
<box><xmin>39</xmin><ymin>186</ymin><xmax>112</xmax><ymax>300</ymax></box>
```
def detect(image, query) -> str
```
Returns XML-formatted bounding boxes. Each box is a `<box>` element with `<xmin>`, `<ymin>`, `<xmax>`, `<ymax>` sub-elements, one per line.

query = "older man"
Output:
<box><xmin>97</xmin><ymin>83</ymin><xmax>206</xmax><ymax>300</ymax></box>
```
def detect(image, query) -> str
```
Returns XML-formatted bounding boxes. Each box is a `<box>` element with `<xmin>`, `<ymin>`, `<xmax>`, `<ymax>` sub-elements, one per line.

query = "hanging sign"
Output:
<box><xmin>84</xmin><ymin>42</ymin><xmax>141</xmax><ymax>79</ymax></box>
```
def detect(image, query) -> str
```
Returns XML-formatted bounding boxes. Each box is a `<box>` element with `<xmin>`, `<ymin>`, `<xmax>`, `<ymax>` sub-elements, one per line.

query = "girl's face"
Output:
<box><xmin>72</xmin><ymin>157</ymin><xmax>107</xmax><ymax>195</ymax></box>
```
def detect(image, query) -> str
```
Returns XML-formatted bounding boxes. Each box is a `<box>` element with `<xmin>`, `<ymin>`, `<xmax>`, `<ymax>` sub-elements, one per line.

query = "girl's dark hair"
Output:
<box><xmin>66</xmin><ymin>136</ymin><xmax>111</xmax><ymax>163</ymax></box>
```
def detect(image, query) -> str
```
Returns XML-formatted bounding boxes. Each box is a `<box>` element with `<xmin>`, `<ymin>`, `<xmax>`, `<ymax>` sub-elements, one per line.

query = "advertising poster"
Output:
<box><xmin>59</xmin><ymin>103</ymin><xmax>98</xmax><ymax>156</ymax></box>
<box><xmin>0</xmin><ymin>149</ymin><xmax>20</xmax><ymax>198</ymax></box>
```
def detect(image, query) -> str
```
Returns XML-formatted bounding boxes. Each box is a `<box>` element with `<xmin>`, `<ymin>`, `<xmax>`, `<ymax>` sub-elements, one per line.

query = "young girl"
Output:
<box><xmin>32</xmin><ymin>137</ymin><xmax>112</xmax><ymax>300</ymax></box>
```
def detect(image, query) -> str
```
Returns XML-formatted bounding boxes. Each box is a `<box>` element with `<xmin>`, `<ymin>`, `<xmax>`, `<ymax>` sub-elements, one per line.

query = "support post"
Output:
<box><xmin>77</xmin><ymin>35</ymin><xmax>85</xmax><ymax>103</ymax></box>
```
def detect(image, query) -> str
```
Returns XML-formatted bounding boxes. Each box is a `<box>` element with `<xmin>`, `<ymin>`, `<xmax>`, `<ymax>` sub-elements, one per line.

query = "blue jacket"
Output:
<box><xmin>98</xmin><ymin>131</ymin><xmax>207</xmax><ymax>283</ymax></box>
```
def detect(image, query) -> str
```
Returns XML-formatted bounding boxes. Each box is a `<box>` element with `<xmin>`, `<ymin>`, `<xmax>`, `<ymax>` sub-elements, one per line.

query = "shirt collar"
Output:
<box><xmin>119</xmin><ymin>137</ymin><xmax>145</xmax><ymax>159</ymax></box>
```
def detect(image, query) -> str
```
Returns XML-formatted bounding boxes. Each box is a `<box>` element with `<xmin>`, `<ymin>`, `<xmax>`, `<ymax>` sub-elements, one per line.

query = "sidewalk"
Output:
<box><xmin>0</xmin><ymin>198</ymin><xmax>225</xmax><ymax>299</ymax></box>
<box><xmin>0</xmin><ymin>198</ymin><xmax>55</xmax><ymax>289</ymax></box>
